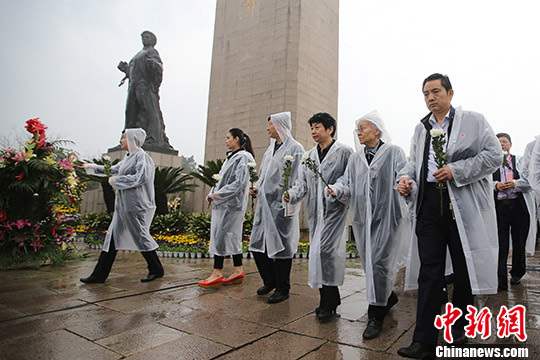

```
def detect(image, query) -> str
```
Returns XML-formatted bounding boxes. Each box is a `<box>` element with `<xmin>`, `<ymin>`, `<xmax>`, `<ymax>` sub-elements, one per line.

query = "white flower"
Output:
<box><xmin>301</xmin><ymin>152</ymin><xmax>310</xmax><ymax>164</ymax></box>
<box><xmin>430</xmin><ymin>129</ymin><xmax>445</xmax><ymax>137</ymax></box>
<box><xmin>284</xmin><ymin>155</ymin><xmax>294</xmax><ymax>162</ymax></box>
<box><xmin>103</xmin><ymin>155</ymin><xmax>111</xmax><ymax>161</ymax></box>
<box><xmin>212</xmin><ymin>174</ymin><xmax>222</xmax><ymax>181</ymax></box>
<box><xmin>503</xmin><ymin>151</ymin><xmax>509</xmax><ymax>156</ymax></box>
<box><xmin>247</xmin><ymin>162</ymin><xmax>257</xmax><ymax>168</ymax></box>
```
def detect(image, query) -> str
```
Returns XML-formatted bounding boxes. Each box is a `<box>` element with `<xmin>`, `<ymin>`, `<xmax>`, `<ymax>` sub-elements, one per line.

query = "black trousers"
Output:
<box><xmin>90</xmin><ymin>237</ymin><xmax>164</xmax><ymax>281</ymax></box>
<box><xmin>319</xmin><ymin>285</ymin><xmax>341</xmax><ymax>311</ymax></box>
<box><xmin>213</xmin><ymin>254</ymin><xmax>243</xmax><ymax>269</ymax></box>
<box><xmin>496</xmin><ymin>198</ymin><xmax>529</xmax><ymax>287</ymax></box>
<box><xmin>252</xmin><ymin>251</ymin><xmax>292</xmax><ymax>294</ymax></box>
<box><xmin>413</xmin><ymin>183</ymin><xmax>473</xmax><ymax>345</ymax></box>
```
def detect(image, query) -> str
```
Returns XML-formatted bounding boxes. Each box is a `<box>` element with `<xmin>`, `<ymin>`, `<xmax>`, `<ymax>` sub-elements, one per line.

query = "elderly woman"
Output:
<box><xmin>80</xmin><ymin>128</ymin><xmax>164</xmax><ymax>283</ymax></box>
<box><xmin>198</xmin><ymin>128</ymin><xmax>255</xmax><ymax>288</ymax></box>
<box><xmin>329</xmin><ymin>110</ymin><xmax>410</xmax><ymax>339</ymax></box>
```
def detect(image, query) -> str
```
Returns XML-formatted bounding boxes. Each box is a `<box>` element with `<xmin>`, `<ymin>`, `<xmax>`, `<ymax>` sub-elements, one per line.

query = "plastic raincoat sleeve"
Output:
<box><xmin>329</xmin><ymin>158</ymin><xmax>353</xmax><ymax>204</ymax></box>
<box><xmin>287</xmin><ymin>163</ymin><xmax>308</xmax><ymax>205</ymax></box>
<box><xmin>528</xmin><ymin>138</ymin><xmax>540</xmax><ymax>192</ymax></box>
<box><xmin>396</xmin><ymin>132</ymin><xmax>419</xmax><ymax>185</ymax></box>
<box><xmin>448</xmin><ymin>116</ymin><xmax>502</xmax><ymax>187</ymax></box>
<box><xmin>512</xmin><ymin>155</ymin><xmax>532</xmax><ymax>193</ymax></box>
<box><xmin>211</xmin><ymin>156</ymin><xmax>250</xmax><ymax>206</ymax></box>
<box><xmin>83</xmin><ymin>163</ymin><xmax>121</xmax><ymax>176</ymax></box>
<box><xmin>110</xmin><ymin>154</ymin><xmax>151</xmax><ymax>191</ymax></box>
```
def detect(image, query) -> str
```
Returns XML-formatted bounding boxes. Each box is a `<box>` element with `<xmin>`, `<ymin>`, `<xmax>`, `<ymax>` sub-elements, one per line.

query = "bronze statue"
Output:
<box><xmin>112</xmin><ymin>31</ymin><xmax>177</xmax><ymax>155</ymax></box>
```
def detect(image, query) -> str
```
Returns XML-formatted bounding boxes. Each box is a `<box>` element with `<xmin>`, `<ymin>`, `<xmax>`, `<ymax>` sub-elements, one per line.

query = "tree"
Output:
<box><xmin>190</xmin><ymin>159</ymin><xmax>224</xmax><ymax>187</ymax></box>
<box><xmin>154</xmin><ymin>166</ymin><xmax>198</xmax><ymax>215</ymax></box>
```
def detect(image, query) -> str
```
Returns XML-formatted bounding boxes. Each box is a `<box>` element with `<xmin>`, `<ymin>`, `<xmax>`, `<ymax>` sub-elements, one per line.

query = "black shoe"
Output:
<box><xmin>268</xmin><ymin>291</ymin><xmax>289</xmax><ymax>304</ymax></box>
<box><xmin>257</xmin><ymin>284</ymin><xmax>276</xmax><ymax>295</ymax></box>
<box><xmin>451</xmin><ymin>327</ymin><xmax>467</xmax><ymax>345</ymax></box>
<box><xmin>363</xmin><ymin>318</ymin><xmax>383</xmax><ymax>339</ymax></box>
<box><xmin>315</xmin><ymin>306</ymin><xmax>321</xmax><ymax>315</ymax></box>
<box><xmin>510</xmin><ymin>276</ymin><xmax>522</xmax><ymax>285</ymax></box>
<box><xmin>317</xmin><ymin>308</ymin><xmax>336</xmax><ymax>323</ymax></box>
<box><xmin>80</xmin><ymin>276</ymin><xmax>105</xmax><ymax>284</ymax></box>
<box><xmin>397</xmin><ymin>342</ymin><xmax>436</xmax><ymax>359</ymax></box>
<box><xmin>140</xmin><ymin>273</ymin><xmax>163</xmax><ymax>282</ymax></box>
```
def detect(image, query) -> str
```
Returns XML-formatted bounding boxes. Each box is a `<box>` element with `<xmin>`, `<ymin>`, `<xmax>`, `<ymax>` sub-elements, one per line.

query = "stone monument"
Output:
<box><xmin>81</xmin><ymin>31</ymin><xmax>183</xmax><ymax>213</ymax></box>
<box><xmin>200</xmin><ymin>0</ymin><xmax>339</xmax><ymax>215</ymax></box>
<box><xmin>109</xmin><ymin>30</ymin><xmax>177</xmax><ymax>155</ymax></box>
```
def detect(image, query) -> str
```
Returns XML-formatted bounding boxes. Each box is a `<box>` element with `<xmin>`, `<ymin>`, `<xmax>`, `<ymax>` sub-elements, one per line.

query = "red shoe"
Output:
<box><xmin>223</xmin><ymin>272</ymin><xmax>245</xmax><ymax>285</ymax></box>
<box><xmin>198</xmin><ymin>276</ymin><xmax>223</xmax><ymax>289</ymax></box>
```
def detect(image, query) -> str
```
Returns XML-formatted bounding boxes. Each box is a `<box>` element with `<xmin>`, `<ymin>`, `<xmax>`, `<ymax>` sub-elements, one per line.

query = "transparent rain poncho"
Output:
<box><xmin>329</xmin><ymin>111</ymin><xmax>410</xmax><ymax>306</ymax></box>
<box><xmin>249</xmin><ymin>112</ymin><xmax>305</xmax><ymax>259</ymax></box>
<box><xmin>208</xmin><ymin>150</ymin><xmax>255</xmax><ymax>256</ymax></box>
<box><xmin>287</xmin><ymin>141</ymin><xmax>354</xmax><ymax>289</ymax></box>
<box><xmin>84</xmin><ymin>128</ymin><xmax>158</xmax><ymax>252</ymax></box>
<box><xmin>519</xmin><ymin>138</ymin><xmax>538</xmax><ymax>255</ymax></box>
<box><xmin>398</xmin><ymin>106</ymin><xmax>502</xmax><ymax>294</ymax></box>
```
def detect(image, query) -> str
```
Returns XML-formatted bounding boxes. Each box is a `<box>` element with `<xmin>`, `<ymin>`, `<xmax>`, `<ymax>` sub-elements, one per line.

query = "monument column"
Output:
<box><xmin>204</xmin><ymin>0</ymin><xmax>339</xmax><ymax>167</ymax></box>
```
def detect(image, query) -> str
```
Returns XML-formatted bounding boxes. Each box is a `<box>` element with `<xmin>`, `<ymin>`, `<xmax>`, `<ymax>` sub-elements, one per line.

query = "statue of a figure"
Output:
<box><xmin>111</xmin><ymin>31</ymin><xmax>177</xmax><ymax>155</ymax></box>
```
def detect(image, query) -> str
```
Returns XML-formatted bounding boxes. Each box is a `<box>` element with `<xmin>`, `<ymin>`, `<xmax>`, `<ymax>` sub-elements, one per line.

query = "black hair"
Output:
<box><xmin>229</xmin><ymin>128</ymin><xmax>255</xmax><ymax>157</ymax></box>
<box><xmin>308</xmin><ymin>112</ymin><xmax>337</xmax><ymax>137</ymax></box>
<box><xmin>496</xmin><ymin>132</ymin><xmax>512</xmax><ymax>143</ymax></box>
<box><xmin>423</xmin><ymin>73</ymin><xmax>452</xmax><ymax>93</ymax></box>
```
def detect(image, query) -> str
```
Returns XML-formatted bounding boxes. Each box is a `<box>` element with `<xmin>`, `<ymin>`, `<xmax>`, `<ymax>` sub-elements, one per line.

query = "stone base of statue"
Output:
<box><xmin>79</xmin><ymin>149</ymin><xmax>183</xmax><ymax>214</ymax></box>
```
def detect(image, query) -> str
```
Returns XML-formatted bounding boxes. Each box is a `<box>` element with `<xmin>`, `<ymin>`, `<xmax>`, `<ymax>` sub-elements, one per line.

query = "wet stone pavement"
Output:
<box><xmin>1</xmin><ymin>243</ymin><xmax>540</xmax><ymax>359</ymax></box>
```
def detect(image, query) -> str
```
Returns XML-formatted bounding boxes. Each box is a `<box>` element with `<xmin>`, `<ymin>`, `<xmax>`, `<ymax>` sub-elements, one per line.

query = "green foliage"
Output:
<box><xmin>191</xmin><ymin>159</ymin><xmax>224</xmax><ymax>187</ymax></box>
<box><xmin>154</xmin><ymin>166</ymin><xmax>198</xmax><ymax>215</ymax></box>
<box><xmin>189</xmin><ymin>212</ymin><xmax>212</xmax><ymax>240</ymax></box>
<box><xmin>242</xmin><ymin>211</ymin><xmax>254</xmax><ymax>240</ymax></box>
<box><xmin>150</xmin><ymin>211</ymin><xmax>191</xmax><ymax>235</ymax></box>
<box><xmin>79</xmin><ymin>212</ymin><xmax>113</xmax><ymax>232</ymax></box>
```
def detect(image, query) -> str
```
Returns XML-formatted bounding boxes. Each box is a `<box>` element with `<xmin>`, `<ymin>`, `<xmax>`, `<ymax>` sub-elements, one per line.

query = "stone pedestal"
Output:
<box><xmin>79</xmin><ymin>150</ymin><xmax>185</xmax><ymax>214</ymax></box>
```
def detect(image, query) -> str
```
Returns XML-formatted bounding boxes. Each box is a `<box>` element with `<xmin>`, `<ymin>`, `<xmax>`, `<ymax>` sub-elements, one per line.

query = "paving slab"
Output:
<box><xmin>161</xmin><ymin>309</ymin><xmax>277</xmax><ymax>347</ymax></box>
<box><xmin>0</xmin><ymin>329</ymin><xmax>121</xmax><ymax>360</ymax></box>
<box><xmin>0</xmin><ymin>242</ymin><xmax>539</xmax><ymax>359</ymax></box>
<box><xmin>216</xmin><ymin>331</ymin><xmax>325</xmax><ymax>359</ymax></box>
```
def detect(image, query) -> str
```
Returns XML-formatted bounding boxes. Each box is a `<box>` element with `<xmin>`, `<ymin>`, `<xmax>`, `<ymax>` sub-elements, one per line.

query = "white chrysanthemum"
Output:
<box><xmin>301</xmin><ymin>152</ymin><xmax>310</xmax><ymax>164</ymax></box>
<box><xmin>430</xmin><ymin>129</ymin><xmax>445</xmax><ymax>137</ymax></box>
<box><xmin>503</xmin><ymin>151</ymin><xmax>509</xmax><ymax>155</ymax></box>
<box><xmin>284</xmin><ymin>155</ymin><xmax>294</xmax><ymax>162</ymax></box>
<box><xmin>212</xmin><ymin>174</ymin><xmax>222</xmax><ymax>181</ymax></box>
<box><xmin>103</xmin><ymin>155</ymin><xmax>112</xmax><ymax>161</ymax></box>
<box><xmin>247</xmin><ymin>162</ymin><xmax>257</xmax><ymax>168</ymax></box>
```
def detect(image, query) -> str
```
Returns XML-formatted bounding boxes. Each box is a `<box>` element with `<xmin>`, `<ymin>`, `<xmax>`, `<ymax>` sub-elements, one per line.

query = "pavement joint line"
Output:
<box><xmin>0</xmin><ymin>271</ymin><xmax>260</xmax><ymax>324</ymax></box>
<box><xmin>208</xmin><ymin>327</ymin><xmax>283</xmax><ymax>360</ymax></box>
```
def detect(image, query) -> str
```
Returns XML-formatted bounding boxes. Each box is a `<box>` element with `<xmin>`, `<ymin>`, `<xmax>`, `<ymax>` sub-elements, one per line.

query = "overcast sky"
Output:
<box><xmin>2</xmin><ymin>0</ymin><xmax>539</xmax><ymax>163</ymax></box>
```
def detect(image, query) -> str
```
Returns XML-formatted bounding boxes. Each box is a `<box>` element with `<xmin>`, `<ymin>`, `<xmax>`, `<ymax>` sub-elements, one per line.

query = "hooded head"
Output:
<box><xmin>269</xmin><ymin>111</ymin><xmax>292</xmax><ymax>143</ymax></box>
<box><xmin>125</xmin><ymin>128</ymin><xmax>147</xmax><ymax>153</ymax></box>
<box><xmin>353</xmin><ymin>110</ymin><xmax>392</xmax><ymax>152</ymax></box>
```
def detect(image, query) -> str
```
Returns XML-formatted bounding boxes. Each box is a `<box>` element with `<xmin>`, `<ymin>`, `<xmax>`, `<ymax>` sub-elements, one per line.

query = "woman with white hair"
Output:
<box><xmin>80</xmin><ymin>128</ymin><xmax>164</xmax><ymax>283</ymax></box>
<box><xmin>328</xmin><ymin>110</ymin><xmax>410</xmax><ymax>339</ymax></box>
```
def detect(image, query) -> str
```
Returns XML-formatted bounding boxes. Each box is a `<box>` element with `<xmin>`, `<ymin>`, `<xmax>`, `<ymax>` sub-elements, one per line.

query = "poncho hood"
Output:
<box><xmin>269</xmin><ymin>111</ymin><xmax>292</xmax><ymax>143</ymax></box>
<box><xmin>125</xmin><ymin>128</ymin><xmax>147</xmax><ymax>153</ymax></box>
<box><xmin>354</xmin><ymin>110</ymin><xmax>392</xmax><ymax>152</ymax></box>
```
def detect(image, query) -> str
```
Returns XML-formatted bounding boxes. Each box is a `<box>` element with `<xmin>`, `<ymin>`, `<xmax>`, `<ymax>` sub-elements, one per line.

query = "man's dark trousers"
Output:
<box><xmin>496</xmin><ymin>198</ymin><xmax>529</xmax><ymax>288</ymax></box>
<box><xmin>413</xmin><ymin>182</ymin><xmax>473</xmax><ymax>345</ymax></box>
